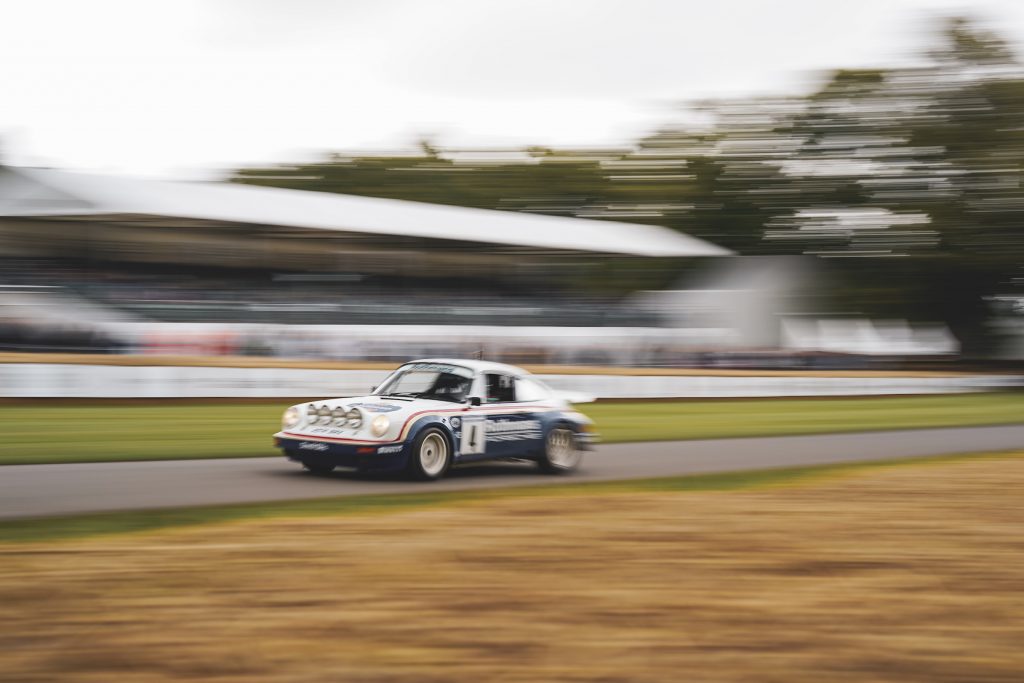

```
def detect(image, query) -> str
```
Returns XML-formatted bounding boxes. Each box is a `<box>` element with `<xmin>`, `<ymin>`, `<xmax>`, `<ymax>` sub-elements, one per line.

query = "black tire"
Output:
<box><xmin>302</xmin><ymin>462</ymin><xmax>336</xmax><ymax>476</ymax></box>
<box><xmin>406</xmin><ymin>428</ymin><xmax>451</xmax><ymax>481</ymax></box>
<box><xmin>537</xmin><ymin>426</ymin><xmax>582</xmax><ymax>474</ymax></box>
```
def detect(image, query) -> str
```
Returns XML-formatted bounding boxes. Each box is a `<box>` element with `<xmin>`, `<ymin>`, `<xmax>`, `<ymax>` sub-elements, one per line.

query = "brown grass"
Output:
<box><xmin>2</xmin><ymin>455</ymin><xmax>1023</xmax><ymax>682</ymax></box>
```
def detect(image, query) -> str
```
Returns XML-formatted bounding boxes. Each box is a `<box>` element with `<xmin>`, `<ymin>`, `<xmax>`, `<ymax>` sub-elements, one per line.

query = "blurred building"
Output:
<box><xmin>0</xmin><ymin>166</ymin><xmax>960</xmax><ymax>364</ymax></box>
<box><xmin>636</xmin><ymin>257</ymin><xmax>958</xmax><ymax>357</ymax></box>
<box><xmin>634</xmin><ymin>256</ymin><xmax>821</xmax><ymax>348</ymax></box>
<box><xmin>0</xmin><ymin>164</ymin><xmax>733</xmax><ymax>329</ymax></box>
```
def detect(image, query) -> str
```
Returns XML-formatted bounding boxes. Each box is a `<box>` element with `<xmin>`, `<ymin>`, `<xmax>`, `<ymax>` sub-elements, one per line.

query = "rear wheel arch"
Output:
<box><xmin>538</xmin><ymin>421</ymin><xmax>583</xmax><ymax>474</ymax></box>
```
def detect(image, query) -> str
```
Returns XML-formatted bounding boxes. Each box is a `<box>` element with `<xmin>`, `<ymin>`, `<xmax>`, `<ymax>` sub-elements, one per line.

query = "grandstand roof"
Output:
<box><xmin>0</xmin><ymin>166</ymin><xmax>731</xmax><ymax>257</ymax></box>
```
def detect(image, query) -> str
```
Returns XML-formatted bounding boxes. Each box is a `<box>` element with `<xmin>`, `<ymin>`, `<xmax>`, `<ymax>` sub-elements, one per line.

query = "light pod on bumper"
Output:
<box><xmin>332</xmin><ymin>407</ymin><xmax>346</xmax><ymax>427</ymax></box>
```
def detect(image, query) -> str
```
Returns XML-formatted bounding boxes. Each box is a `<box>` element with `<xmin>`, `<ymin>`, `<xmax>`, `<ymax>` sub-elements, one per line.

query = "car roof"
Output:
<box><xmin>404</xmin><ymin>358</ymin><xmax>531</xmax><ymax>376</ymax></box>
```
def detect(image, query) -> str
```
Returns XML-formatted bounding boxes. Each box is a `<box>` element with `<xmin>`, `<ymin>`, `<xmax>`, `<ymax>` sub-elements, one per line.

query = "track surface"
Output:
<box><xmin>3</xmin><ymin>424</ymin><xmax>1024</xmax><ymax>520</ymax></box>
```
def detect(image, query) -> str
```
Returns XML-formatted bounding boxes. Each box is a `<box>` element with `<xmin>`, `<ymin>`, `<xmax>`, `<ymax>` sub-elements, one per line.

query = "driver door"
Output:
<box><xmin>459</xmin><ymin>372</ymin><xmax>538</xmax><ymax>460</ymax></box>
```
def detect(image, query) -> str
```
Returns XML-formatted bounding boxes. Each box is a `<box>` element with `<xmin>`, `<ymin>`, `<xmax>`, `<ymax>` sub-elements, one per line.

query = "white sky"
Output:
<box><xmin>1</xmin><ymin>0</ymin><xmax>1022</xmax><ymax>179</ymax></box>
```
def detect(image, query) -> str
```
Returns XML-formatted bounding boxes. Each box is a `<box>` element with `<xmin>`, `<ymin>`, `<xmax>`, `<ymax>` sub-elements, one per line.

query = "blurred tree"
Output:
<box><xmin>736</xmin><ymin>18</ymin><xmax>1024</xmax><ymax>351</ymax></box>
<box><xmin>230</xmin><ymin>16</ymin><xmax>1024</xmax><ymax>353</ymax></box>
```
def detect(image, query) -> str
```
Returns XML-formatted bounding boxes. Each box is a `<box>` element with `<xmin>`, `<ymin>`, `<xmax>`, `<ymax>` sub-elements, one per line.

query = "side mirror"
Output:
<box><xmin>468</xmin><ymin>397</ymin><xmax>482</xmax><ymax>407</ymax></box>
<box><xmin>370</xmin><ymin>386</ymin><xmax>377</xmax><ymax>393</ymax></box>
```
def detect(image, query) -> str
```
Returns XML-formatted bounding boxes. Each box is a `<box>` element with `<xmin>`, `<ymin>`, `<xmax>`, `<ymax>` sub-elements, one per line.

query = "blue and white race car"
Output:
<box><xmin>274</xmin><ymin>359</ymin><xmax>597</xmax><ymax>480</ymax></box>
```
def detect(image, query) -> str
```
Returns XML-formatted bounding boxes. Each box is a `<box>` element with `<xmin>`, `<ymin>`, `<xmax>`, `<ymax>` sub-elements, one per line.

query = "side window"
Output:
<box><xmin>515</xmin><ymin>377</ymin><xmax>550</xmax><ymax>402</ymax></box>
<box><xmin>485</xmin><ymin>373</ymin><xmax>516</xmax><ymax>403</ymax></box>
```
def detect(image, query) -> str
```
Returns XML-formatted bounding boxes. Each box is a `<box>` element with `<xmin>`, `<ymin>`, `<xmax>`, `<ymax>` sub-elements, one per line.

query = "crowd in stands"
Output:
<box><xmin>0</xmin><ymin>319</ymin><xmax>125</xmax><ymax>354</ymax></box>
<box><xmin>0</xmin><ymin>258</ymin><xmax>655</xmax><ymax>328</ymax></box>
<box><xmin>0</xmin><ymin>258</ymin><xmax>951</xmax><ymax>369</ymax></box>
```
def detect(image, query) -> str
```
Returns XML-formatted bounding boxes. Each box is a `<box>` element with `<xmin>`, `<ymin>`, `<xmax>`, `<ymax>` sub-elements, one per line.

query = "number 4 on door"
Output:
<box><xmin>460</xmin><ymin>417</ymin><xmax>486</xmax><ymax>455</ymax></box>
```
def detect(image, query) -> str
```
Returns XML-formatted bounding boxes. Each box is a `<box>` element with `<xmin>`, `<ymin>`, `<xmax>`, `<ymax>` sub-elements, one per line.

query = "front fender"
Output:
<box><xmin>404</xmin><ymin>415</ymin><xmax>459</xmax><ymax>457</ymax></box>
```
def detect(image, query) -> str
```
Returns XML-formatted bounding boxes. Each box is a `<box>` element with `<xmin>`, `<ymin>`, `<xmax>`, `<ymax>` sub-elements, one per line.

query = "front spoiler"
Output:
<box><xmin>274</xmin><ymin>434</ymin><xmax>409</xmax><ymax>471</ymax></box>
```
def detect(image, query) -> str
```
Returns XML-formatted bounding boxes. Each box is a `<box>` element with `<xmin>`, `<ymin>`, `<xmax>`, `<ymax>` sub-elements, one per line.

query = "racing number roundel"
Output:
<box><xmin>460</xmin><ymin>416</ymin><xmax>486</xmax><ymax>455</ymax></box>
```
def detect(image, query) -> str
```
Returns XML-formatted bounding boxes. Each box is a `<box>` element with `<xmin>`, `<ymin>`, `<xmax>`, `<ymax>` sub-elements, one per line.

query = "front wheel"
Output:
<box><xmin>406</xmin><ymin>428</ymin><xmax>451</xmax><ymax>481</ymax></box>
<box><xmin>538</xmin><ymin>427</ymin><xmax>582</xmax><ymax>474</ymax></box>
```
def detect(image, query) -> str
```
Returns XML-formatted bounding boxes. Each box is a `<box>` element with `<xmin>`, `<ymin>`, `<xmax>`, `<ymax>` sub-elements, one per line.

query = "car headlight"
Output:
<box><xmin>282</xmin><ymin>406</ymin><xmax>301</xmax><ymax>429</ymax></box>
<box><xmin>347</xmin><ymin>408</ymin><xmax>363</xmax><ymax>429</ymax></box>
<box><xmin>371</xmin><ymin>414</ymin><xmax>390</xmax><ymax>437</ymax></box>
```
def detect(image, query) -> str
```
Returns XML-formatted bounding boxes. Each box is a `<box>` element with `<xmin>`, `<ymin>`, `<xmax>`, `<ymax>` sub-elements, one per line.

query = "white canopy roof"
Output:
<box><xmin>0</xmin><ymin>166</ymin><xmax>731</xmax><ymax>258</ymax></box>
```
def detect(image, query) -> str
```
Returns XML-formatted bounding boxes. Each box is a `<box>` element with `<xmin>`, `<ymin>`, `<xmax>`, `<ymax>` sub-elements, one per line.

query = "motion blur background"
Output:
<box><xmin>6</xmin><ymin>8</ymin><xmax>1024</xmax><ymax>682</ymax></box>
<box><xmin>2</xmin><ymin>0</ymin><xmax>1024</xmax><ymax>379</ymax></box>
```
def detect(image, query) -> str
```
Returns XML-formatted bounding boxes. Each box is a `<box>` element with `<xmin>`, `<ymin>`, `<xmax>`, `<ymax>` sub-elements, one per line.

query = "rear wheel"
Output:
<box><xmin>406</xmin><ymin>428</ymin><xmax>451</xmax><ymax>481</ymax></box>
<box><xmin>538</xmin><ymin>427</ymin><xmax>582</xmax><ymax>474</ymax></box>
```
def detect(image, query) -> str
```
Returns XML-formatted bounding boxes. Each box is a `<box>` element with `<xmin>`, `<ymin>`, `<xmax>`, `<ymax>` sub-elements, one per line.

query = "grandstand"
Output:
<box><xmin>0</xmin><ymin>167</ymin><xmax>958</xmax><ymax>363</ymax></box>
<box><xmin>0</xmin><ymin>165</ymin><xmax>730</xmax><ymax>330</ymax></box>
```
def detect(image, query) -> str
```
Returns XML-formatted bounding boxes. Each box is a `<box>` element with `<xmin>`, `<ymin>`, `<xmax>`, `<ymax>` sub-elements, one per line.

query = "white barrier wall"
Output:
<box><xmin>537</xmin><ymin>374</ymin><xmax>1020</xmax><ymax>398</ymax></box>
<box><xmin>0</xmin><ymin>363</ymin><xmax>1018</xmax><ymax>399</ymax></box>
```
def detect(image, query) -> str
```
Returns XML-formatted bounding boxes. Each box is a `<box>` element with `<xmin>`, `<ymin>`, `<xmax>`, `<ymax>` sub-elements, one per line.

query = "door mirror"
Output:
<box><xmin>370</xmin><ymin>386</ymin><xmax>377</xmax><ymax>393</ymax></box>
<box><xmin>468</xmin><ymin>396</ymin><xmax>482</xmax><ymax>407</ymax></box>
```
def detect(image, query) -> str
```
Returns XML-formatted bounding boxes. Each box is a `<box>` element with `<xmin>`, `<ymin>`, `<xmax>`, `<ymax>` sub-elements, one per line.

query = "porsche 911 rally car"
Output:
<box><xmin>273</xmin><ymin>359</ymin><xmax>596</xmax><ymax>480</ymax></box>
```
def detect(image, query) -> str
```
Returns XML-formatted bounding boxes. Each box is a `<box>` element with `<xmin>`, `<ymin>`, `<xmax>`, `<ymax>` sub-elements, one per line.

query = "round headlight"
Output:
<box><xmin>371</xmin><ymin>414</ymin><xmax>390</xmax><ymax>437</ymax></box>
<box><xmin>347</xmin><ymin>408</ymin><xmax>363</xmax><ymax>429</ymax></box>
<box><xmin>282</xmin><ymin>407</ymin><xmax>301</xmax><ymax>429</ymax></box>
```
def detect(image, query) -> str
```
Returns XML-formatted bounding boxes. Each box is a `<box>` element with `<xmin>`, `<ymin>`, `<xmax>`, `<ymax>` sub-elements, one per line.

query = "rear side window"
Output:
<box><xmin>515</xmin><ymin>377</ymin><xmax>550</xmax><ymax>402</ymax></box>
<box><xmin>484</xmin><ymin>373</ymin><xmax>516</xmax><ymax>403</ymax></box>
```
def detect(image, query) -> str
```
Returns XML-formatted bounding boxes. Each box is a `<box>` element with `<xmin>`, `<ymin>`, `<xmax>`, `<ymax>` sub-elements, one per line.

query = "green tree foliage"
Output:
<box><xmin>231</xmin><ymin>17</ymin><xmax>1024</xmax><ymax>352</ymax></box>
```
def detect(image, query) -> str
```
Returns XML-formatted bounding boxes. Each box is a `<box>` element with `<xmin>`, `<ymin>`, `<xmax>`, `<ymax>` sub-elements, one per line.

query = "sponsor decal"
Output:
<box><xmin>350</xmin><ymin>403</ymin><xmax>403</xmax><ymax>413</ymax></box>
<box><xmin>485</xmin><ymin>418</ymin><xmax>542</xmax><ymax>442</ymax></box>
<box><xmin>487</xmin><ymin>419</ymin><xmax>540</xmax><ymax>434</ymax></box>
<box><xmin>408</xmin><ymin>363</ymin><xmax>473</xmax><ymax>377</ymax></box>
<box><xmin>306</xmin><ymin>426</ymin><xmax>348</xmax><ymax>436</ymax></box>
<box><xmin>298</xmin><ymin>442</ymin><xmax>328</xmax><ymax>452</ymax></box>
<box><xmin>377</xmin><ymin>444</ymin><xmax>404</xmax><ymax>455</ymax></box>
<box><xmin>460</xmin><ymin>417</ymin><xmax>543</xmax><ymax>454</ymax></box>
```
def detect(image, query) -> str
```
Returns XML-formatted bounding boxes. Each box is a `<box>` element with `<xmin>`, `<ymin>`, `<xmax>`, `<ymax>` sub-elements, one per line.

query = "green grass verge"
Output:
<box><xmin>1</xmin><ymin>404</ymin><xmax>282</xmax><ymax>465</ymax></box>
<box><xmin>1</xmin><ymin>450</ymin><xmax>1018</xmax><ymax>544</ymax></box>
<box><xmin>1</xmin><ymin>393</ymin><xmax>1023</xmax><ymax>466</ymax></box>
<box><xmin>584</xmin><ymin>392</ymin><xmax>1024</xmax><ymax>444</ymax></box>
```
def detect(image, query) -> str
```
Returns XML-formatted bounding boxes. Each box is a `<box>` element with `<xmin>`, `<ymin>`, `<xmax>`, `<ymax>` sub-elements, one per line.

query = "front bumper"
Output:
<box><xmin>274</xmin><ymin>434</ymin><xmax>409</xmax><ymax>471</ymax></box>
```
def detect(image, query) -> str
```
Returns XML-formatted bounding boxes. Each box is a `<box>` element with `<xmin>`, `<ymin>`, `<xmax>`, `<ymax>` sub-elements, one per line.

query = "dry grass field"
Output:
<box><xmin>2</xmin><ymin>454</ymin><xmax>1023</xmax><ymax>682</ymax></box>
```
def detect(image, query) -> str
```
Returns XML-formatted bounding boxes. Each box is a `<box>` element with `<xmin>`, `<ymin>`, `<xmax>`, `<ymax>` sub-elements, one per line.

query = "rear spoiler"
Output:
<box><xmin>555</xmin><ymin>390</ymin><xmax>596</xmax><ymax>404</ymax></box>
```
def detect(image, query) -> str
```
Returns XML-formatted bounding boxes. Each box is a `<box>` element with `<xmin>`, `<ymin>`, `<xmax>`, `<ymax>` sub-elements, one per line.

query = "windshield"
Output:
<box><xmin>374</xmin><ymin>362</ymin><xmax>474</xmax><ymax>403</ymax></box>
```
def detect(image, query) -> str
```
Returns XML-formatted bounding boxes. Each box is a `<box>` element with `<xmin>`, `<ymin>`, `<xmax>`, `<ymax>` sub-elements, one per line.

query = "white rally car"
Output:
<box><xmin>273</xmin><ymin>359</ymin><xmax>597</xmax><ymax>480</ymax></box>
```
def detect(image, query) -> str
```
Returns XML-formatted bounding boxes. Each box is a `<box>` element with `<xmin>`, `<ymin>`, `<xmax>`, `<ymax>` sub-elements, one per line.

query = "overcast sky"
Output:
<box><xmin>2</xmin><ymin>0</ymin><xmax>1022</xmax><ymax>179</ymax></box>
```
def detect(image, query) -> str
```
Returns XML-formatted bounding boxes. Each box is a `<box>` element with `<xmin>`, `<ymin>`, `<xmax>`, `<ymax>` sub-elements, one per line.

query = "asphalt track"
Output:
<box><xmin>3</xmin><ymin>424</ymin><xmax>1024</xmax><ymax>520</ymax></box>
